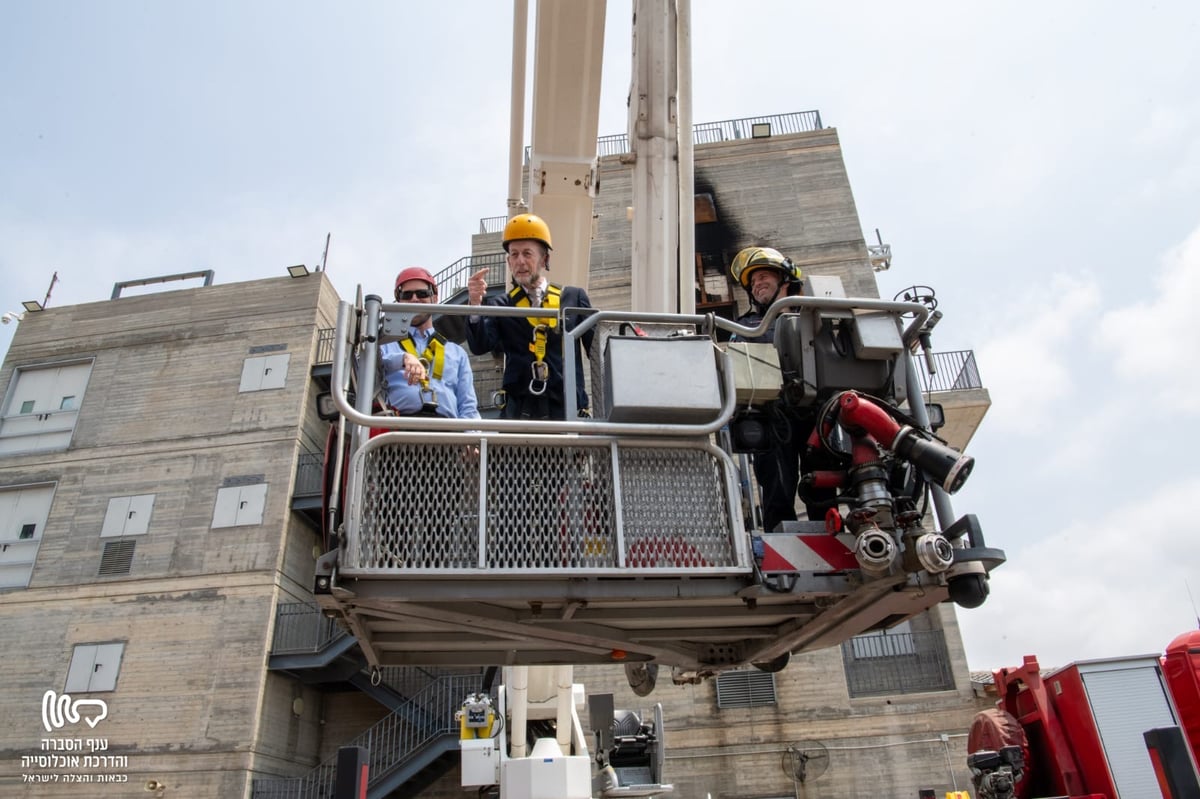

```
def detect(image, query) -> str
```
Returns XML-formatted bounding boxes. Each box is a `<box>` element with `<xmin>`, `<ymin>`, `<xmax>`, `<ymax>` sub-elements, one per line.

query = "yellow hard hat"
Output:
<box><xmin>729</xmin><ymin>246</ymin><xmax>802</xmax><ymax>288</ymax></box>
<box><xmin>502</xmin><ymin>213</ymin><xmax>553</xmax><ymax>252</ymax></box>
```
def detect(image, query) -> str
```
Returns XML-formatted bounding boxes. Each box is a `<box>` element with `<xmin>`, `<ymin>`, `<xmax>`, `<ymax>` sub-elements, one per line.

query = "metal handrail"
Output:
<box><xmin>250</xmin><ymin>673</ymin><xmax>480</xmax><ymax>798</ymax></box>
<box><xmin>331</xmin><ymin>298</ymin><xmax>740</xmax><ymax>436</ymax></box>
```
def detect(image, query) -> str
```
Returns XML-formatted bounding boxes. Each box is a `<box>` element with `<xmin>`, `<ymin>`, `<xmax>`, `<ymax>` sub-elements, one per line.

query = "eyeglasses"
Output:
<box><xmin>397</xmin><ymin>289</ymin><xmax>434</xmax><ymax>300</ymax></box>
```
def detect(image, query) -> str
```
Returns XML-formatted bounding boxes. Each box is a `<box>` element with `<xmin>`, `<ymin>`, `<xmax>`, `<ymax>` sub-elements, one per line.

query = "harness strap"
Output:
<box><xmin>512</xmin><ymin>284</ymin><xmax>562</xmax><ymax>395</ymax></box>
<box><xmin>399</xmin><ymin>332</ymin><xmax>447</xmax><ymax>382</ymax></box>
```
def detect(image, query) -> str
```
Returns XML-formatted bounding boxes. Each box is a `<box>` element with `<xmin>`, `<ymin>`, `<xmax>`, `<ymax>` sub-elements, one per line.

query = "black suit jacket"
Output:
<box><xmin>466</xmin><ymin>283</ymin><xmax>595</xmax><ymax>413</ymax></box>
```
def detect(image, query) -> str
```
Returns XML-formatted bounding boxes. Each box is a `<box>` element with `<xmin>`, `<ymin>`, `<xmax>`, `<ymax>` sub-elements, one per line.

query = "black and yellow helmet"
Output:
<box><xmin>729</xmin><ymin>246</ymin><xmax>802</xmax><ymax>288</ymax></box>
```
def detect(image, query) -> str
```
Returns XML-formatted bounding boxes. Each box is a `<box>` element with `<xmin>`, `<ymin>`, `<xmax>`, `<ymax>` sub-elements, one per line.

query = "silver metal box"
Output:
<box><xmin>604</xmin><ymin>336</ymin><xmax>722</xmax><ymax>423</ymax></box>
<box><xmin>851</xmin><ymin>311</ymin><xmax>904</xmax><ymax>360</ymax></box>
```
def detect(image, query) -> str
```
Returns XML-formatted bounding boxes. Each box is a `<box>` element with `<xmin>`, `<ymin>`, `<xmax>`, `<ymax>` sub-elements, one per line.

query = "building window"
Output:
<box><xmin>715</xmin><ymin>669</ymin><xmax>777</xmax><ymax>709</ymax></box>
<box><xmin>100</xmin><ymin>494</ymin><xmax>155</xmax><ymax>537</ymax></box>
<box><xmin>0</xmin><ymin>483</ymin><xmax>56</xmax><ymax>589</ymax></box>
<box><xmin>842</xmin><ymin>624</ymin><xmax>954</xmax><ymax>697</ymax></box>
<box><xmin>0</xmin><ymin>360</ymin><xmax>93</xmax><ymax>455</ymax></box>
<box><xmin>65</xmin><ymin>643</ymin><xmax>125</xmax><ymax>693</ymax></box>
<box><xmin>239</xmin><ymin>353</ymin><xmax>290</xmax><ymax>392</ymax></box>
<box><xmin>212</xmin><ymin>483</ymin><xmax>268</xmax><ymax>528</ymax></box>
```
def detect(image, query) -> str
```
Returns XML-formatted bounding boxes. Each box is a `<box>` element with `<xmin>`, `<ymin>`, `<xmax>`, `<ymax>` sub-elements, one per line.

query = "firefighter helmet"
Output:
<box><xmin>729</xmin><ymin>246</ymin><xmax>802</xmax><ymax>288</ymax></box>
<box><xmin>502</xmin><ymin>213</ymin><xmax>553</xmax><ymax>252</ymax></box>
<box><xmin>394</xmin><ymin>266</ymin><xmax>437</xmax><ymax>299</ymax></box>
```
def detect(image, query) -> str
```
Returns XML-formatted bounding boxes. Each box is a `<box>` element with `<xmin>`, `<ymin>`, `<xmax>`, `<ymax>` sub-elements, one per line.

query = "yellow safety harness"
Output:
<box><xmin>399</xmin><ymin>331</ymin><xmax>447</xmax><ymax>412</ymax></box>
<box><xmin>511</xmin><ymin>283</ymin><xmax>562</xmax><ymax>396</ymax></box>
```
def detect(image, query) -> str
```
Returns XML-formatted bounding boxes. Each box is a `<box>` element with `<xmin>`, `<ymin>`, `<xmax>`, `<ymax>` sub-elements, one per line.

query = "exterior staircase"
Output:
<box><xmin>255</xmin><ymin>601</ymin><xmax>487</xmax><ymax>799</ymax></box>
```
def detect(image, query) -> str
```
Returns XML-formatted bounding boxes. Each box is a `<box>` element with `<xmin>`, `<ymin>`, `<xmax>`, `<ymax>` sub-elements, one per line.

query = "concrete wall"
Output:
<box><xmin>0</xmin><ymin>274</ymin><xmax>340</xmax><ymax>797</ymax></box>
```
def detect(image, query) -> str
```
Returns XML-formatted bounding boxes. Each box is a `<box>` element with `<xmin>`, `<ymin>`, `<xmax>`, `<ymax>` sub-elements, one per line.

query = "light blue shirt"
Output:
<box><xmin>379</xmin><ymin>329</ymin><xmax>480</xmax><ymax>419</ymax></box>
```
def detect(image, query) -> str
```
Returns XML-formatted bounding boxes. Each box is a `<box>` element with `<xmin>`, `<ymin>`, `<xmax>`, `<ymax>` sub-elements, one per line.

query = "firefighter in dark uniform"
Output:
<box><xmin>730</xmin><ymin>246</ymin><xmax>836</xmax><ymax>531</ymax></box>
<box><xmin>466</xmin><ymin>213</ymin><xmax>595</xmax><ymax>420</ymax></box>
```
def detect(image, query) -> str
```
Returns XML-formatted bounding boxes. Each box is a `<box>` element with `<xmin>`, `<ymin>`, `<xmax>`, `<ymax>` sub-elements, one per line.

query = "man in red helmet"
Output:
<box><xmin>465</xmin><ymin>213</ymin><xmax>594</xmax><ymax>420</ymax></box>
<box><xmin>381</xmin><ymin>267</ymin><xmax>480</xmax><ymax>419</ymax></box>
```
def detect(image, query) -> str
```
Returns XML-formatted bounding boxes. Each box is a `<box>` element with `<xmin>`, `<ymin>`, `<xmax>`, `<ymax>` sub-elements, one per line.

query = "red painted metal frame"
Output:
<box><xmin>1162</xmin><ymin>630</ymin><xmax>1200</xmax><ymax>768</ymax></box>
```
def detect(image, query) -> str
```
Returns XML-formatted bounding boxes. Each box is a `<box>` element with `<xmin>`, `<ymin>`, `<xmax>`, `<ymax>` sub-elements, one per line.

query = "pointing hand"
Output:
<box><xmin>468</xmin><ymin>268</ymin><xmax>489</xmax><ymax>306</ymax></box>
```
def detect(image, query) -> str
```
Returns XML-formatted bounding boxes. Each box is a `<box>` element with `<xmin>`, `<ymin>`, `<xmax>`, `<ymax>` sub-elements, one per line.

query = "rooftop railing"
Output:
<box><xmin>594</xmin><ymin>110</ymin><xmax>823</xmax><ymax>158</ymax></box>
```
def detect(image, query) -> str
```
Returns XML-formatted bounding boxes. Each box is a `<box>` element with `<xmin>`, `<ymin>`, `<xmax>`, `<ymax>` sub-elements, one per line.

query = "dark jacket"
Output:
<box><xmin>466</xmin><ymin>282</ymin><xmax>595</xmax><ymax>417</ymax></box>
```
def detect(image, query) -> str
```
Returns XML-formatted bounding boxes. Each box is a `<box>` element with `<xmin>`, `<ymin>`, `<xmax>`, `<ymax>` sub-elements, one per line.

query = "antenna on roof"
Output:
<box><xmin>1187</xmin><ymin>579</ymin><xmax>1200</xmax><ymax>629</ymax></box>
<box><xmin>319</xmin><ymin>233</ymin><xmax>331</xmax><ymax>273</ymax></box>
<box><xmin>43</xmin><ymin>271</ymin><xmax>59</xmax><ymax>307</ymax></box>
<box><xmin>868</xmin><ymin>229</ymin><xmax>891</xmax><ymax>272</ymax></box>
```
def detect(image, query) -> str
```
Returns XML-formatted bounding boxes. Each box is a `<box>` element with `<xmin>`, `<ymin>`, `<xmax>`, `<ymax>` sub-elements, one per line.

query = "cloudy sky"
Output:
<box><xmin>3</xmin><ymin>1</ymin><xmax>1198</xmax><ymax>670</ymax></box>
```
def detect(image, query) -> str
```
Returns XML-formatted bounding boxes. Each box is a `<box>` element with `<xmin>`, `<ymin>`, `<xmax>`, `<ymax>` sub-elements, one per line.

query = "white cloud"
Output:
<box><xmin>959</xmin><ymin>473</ymin><xmax>1200</xmax><ymax>670</ymax></box>
<box><xmin>1095</xmin><ymin>222</ymin><xmax>1200</xmax><ymax>411</ymax></box>
<box><xmin>973</xmin><ymin>273</ymin><xmax>1101</xmax><ymax>433</ymax></box>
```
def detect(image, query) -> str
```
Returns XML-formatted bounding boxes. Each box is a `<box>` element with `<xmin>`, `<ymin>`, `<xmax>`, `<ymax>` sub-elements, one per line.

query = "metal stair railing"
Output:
<box><xmin>251</xmin><ymin>672</ymin><xmax>482</xmax><ymax>799</ymax></box>
<box><xmin>431</xmin><ymin>252</ymin><xmax>508</xmax><ymax>302</ymax></box>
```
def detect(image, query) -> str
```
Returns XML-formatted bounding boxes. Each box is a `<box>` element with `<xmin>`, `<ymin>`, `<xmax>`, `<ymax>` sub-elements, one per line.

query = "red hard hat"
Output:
<box><xmin>394</xmin><ymin>266</ymin><xmax>437</xmax><ymax>298</ymax></box>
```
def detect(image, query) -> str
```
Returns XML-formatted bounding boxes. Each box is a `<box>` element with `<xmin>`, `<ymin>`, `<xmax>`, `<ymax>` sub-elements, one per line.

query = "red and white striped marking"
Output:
<box><xmin>760</xmin><ymin>533</ymin><xmax>859</xmax><ymax>572</ymax></box>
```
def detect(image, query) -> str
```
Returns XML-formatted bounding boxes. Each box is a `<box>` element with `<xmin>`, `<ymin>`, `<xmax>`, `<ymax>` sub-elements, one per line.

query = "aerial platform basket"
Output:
<box><xmin>313</xmin><ymin>293</ymin><xmax>1003</xmax><ymax>678</ymax></box>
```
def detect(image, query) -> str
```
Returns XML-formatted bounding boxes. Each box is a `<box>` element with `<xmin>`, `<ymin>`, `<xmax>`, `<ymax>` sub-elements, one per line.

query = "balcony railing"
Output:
<box><xmin>271</xmin><ymin>600</ymin><xmax>348</xmax><ymax>655</ymax></box>
<box><xmin>913</xmin><ymin>350</ymin><xmax>982</xmax><ymax>393</ymax></box>
<box><xmin>841</xmin><ymin>629</ymin><xmax>955</xmax><ymax>697</ymax></box>
<box><xmin>315</xmin><ymin>327</ymin><xmax>336</xmax><ymax>365</ymax></box>
<box><xmin>294</xmin><ymin>449</ymin><xmax>322</xmax><ymax>501</ymax></box>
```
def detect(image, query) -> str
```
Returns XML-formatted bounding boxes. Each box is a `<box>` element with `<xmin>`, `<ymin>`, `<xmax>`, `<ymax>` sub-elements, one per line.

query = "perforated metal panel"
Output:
<box><xmin>344</xmin><ymin>434</ymin><xmax>745</xmax><ymax>575</ymax></box>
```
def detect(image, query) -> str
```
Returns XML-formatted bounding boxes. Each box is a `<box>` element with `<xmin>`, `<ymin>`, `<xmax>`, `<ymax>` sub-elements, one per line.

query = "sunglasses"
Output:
<box><xmin>397</xmin><ymin>289</ymin><xmax>434</xmax><ymax>300</ymax></box>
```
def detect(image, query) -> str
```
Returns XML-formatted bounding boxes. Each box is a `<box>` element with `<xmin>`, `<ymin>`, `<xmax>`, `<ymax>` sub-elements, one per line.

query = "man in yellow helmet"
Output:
<box><xmin>729</xmin><ymin>246</ymin><xmax>835</xmax><ymax>531</ymax></box>
<box><xmin>465</xmin><ymin>213</ymin><xmax>595</xmax><ymax>420</ymax></box>
<box><xmin>729</xmin><ymin>246</ymin><xmax>804</xmax><ymax>342</ymax></box>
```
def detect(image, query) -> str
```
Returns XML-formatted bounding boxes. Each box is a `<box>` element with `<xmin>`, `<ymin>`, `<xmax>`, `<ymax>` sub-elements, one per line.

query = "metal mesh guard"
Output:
<box><xmin>349</xmin><ymin>438</ymin><xmax>743</xmax><ymax>574</ymax></box>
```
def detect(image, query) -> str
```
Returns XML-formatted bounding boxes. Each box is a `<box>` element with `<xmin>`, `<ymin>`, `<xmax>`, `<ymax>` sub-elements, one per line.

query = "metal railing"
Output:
<box><xmin>430</xmin><ymin>252</ymin><xmax>508</xmax><ymax>301</ymax></box>
<box><xmin>315</xmin><ymin>327</ymin><xmax>336</xmax><ymax>365</ymax></box>
<box><xmin>293</xmin><ymin>450</ymin><xmax>323</xmax><ymax>500</ymax></box>
<box><xmin>251</xmin><ymin>673</ymin><xmax>480</xmax><ymax>799</ymax></box>
<box><xmin>841</xmin><ymin>629</ymin><xmax>955</xmax><ymax>697</ymax></box>
<box><xmin>479</xmin><ymin>215</ymin><xmax>506</xmax><ymax>234</ymax></box>
<box><xmin>914</xmin><ymin>350</ymin><xmax>982</xmax><ymax>393</ymax></box>
<box><xmin>594</xmin><ymin>110</ymin><xmax>822</xmax><ymax>158</ymax></box>
<box><xmin>270</xmin><ymin>601</ymin><xmax>347</xmax><ymax>655</ymax></box>
<box><xmin>520</xmin><ymin>108</ymin><xmax>829</xmax><ymax>165</ymax></box>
